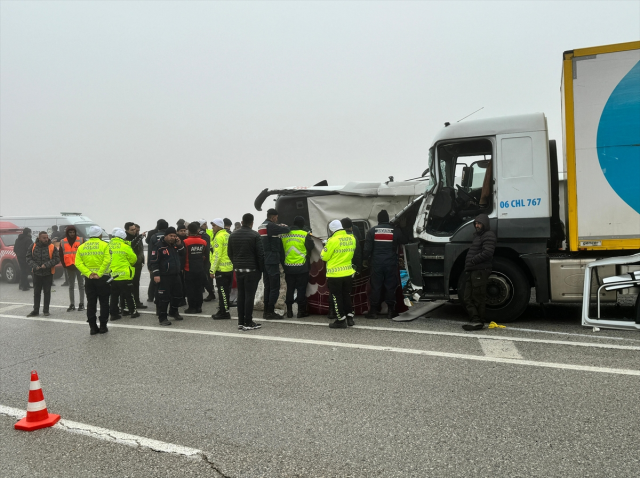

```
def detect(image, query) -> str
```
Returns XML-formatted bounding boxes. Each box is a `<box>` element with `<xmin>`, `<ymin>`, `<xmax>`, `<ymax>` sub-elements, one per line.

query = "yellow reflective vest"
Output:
<box><xmin>320</xmin><ymin>230</ymin><xmax>356</xmax><ymax>277</ymax></box>
<box><xmin>211</xmin><ymin>229</ymin><xmax>233</xmax><ymax>273</ymax></box>
<box><xmin>281</xmin><ymin>230</ymin><xmax>309</xmax><ymax>267</ymax></box>
<box><xmin>75</xmin><ymin>238</ymin><xmax>112</xmax><ymax>278</ymax></box>
<box><xmin>108</xmin><ymin>237</ymin><xmax>137</xmax><ymax>281</ymax></box>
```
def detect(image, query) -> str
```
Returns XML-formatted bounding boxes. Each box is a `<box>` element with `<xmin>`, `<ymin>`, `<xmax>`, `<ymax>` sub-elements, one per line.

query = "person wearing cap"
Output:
<box><xmin>149</xmin><ymin>226</ymin><xmax>186</xmax><ymax>326</ymax></box>
<box><xmin>146</xmin><ymin>219</ymin><xmax>168</xmax><ymax>304</ymax></box>
<box><xmin>75</xmin><ymin>226</ymin><xmax>112</xmax><ymax>334</ymax></box>
<box><xmin>108</xmin><ymin>228</ymin><xmax>139</xmax><ymax>320</ymax></box>
<box><xmin>281</xmin><ymin>216</ymin><xmax>314</xmax><ymax>318</ymax></box>
<box><xmin>321</xmin><ymin>220</ymin><xmax>357</xmax><ymax>328</ymax></box>
<box><xmin>58</xmin><ymin>225</ymin><xmax>85</xmax><ymax>312</ymax></box>
<box><xmin>258</xmin><ymin>208</ymin><xmax>290</xmax><ymax>319</ymax></box>
<box><xmin>209</xmin><ymin>218</ymin><xmax>233</xmax><ymax>320</ymax></box>
<box><xmin>26</xmin><ymin>231</ymin><xmax>61</xmax><ymax>318</ymax></box>
<box><xmin>183</xmin><ymin>222</ymin><xmax>209</xmax><ymax>314</ymax></box>
<box><xmin>199</xmin><ymin>219</ymin><xmax>216</xmax><ymax>302</ymax></box>
<box><xmin>228</xmin><ymin>213</ymin><xmax>264</xmax><ymax>331</ymax></box>
<box><xmin>363</xmin><ymin>209</ymin><xmax>408</xmax><ymax>320</ymax></box>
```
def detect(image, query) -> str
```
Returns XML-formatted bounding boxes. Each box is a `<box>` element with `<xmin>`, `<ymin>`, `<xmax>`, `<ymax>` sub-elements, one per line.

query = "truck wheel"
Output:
<box><xmin>3</xmin><ymin>262</ymin><xmax>19</xmax><ymax>283</ymax></box>
<box><xmin>457</xmin><ymin>257</ymin><xmax>530</xmax><ymax>323</ymax></box>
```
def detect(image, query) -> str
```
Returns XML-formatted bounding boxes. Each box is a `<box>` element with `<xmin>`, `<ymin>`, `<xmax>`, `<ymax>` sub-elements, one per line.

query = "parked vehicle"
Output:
<box><xmin>0</xmin><ymin>213</ymin><xmax>108</xmax><ymax>242</ymax></box>
<box><xmin>397</xmin><ymin>41</ymin><xmax>640</xmax><ymax>322</ymax></box>
<box><xmin>0</xmin><ymin>223</ymin><xmax>22</xmax><ymax>283</ymax></box>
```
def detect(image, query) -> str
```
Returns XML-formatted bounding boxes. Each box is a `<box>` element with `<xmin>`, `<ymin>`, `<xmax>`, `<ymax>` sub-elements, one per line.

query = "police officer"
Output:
<box><xmin>363</xmin><ymin>209</ymin><xmax>408</xmax><ymax>320</ymax></box>
<box><xmin>198</xmin><ymin>219</ymin><xmax>216</xmax><ymax>302</ymax></box>
<box><xmin>321</xmin><ymin>220</ymin><xmax>357</xmax><ymax>329</ymax></box>
<box><xmin>75</xmin><ymin>226</ymin><xmax>112</xmax><ymax>335</ymax></box>
<box><xmin>150</xmin><ymin>227</ymin><xmax>186</xmax><ymax>326</ymax></box>
<box><xmin>281</xmin><ymin>216</ymin><xmax>314</xmax><ymax>318</ymax></box>
<box><xmin>210</xmin><ymin>218</ymin><xmax>234</xmax><ymax>319</ymax></box>
<box><xmin>108</xmin><ymin>228</ymin><xmax>139</xmax><ymax>320</ymax></box>
<box><xmin>258</xmin><ymin>208</ymin><xmax>290</xmax><ymax>320</ymax></box>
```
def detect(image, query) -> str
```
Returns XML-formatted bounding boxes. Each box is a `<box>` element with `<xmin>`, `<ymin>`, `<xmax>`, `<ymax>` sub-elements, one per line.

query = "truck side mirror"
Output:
<box><xmin>461</xmin><ymin>166</ymin><xmax>473</xmax><ymax>188</ymax></box>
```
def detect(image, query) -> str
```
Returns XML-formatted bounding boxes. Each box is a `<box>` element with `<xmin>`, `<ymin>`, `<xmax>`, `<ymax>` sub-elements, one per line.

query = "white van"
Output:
<box><xmin>0</xmin><ymin>213</ymin><xmax>108</xmax><ymax>242</ymax></box>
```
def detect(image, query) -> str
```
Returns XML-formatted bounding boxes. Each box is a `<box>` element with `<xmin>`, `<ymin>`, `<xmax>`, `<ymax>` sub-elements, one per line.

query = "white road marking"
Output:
<box><xmin>2</xmin><ymin>314</ymin><xmax>640</xmax><ymax>376</ymax></box>
<box><xmin>0</xmin><ymin>404</ymin><xmax>203</xmax><ymax>457</ymax></box>
<box><xmin>1</xmin><ymin>301</ymin><xmax>640</xmax><ymax>351</ymax></box>
<box><xmin>479</xmin><ymin>339</ymin><xmax>523</xmax><ymax>359</ymax></box>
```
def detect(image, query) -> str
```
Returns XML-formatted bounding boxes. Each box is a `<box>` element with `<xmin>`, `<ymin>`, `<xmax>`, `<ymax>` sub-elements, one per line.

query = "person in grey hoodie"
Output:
<box><xmin>26</xmin><ymin>231</ymin><xmax>61</xmax><ymax>317</ymax></box>
<box><xmin>462</xmin><ymin>214</ymin><xmax>496</xmax><ymax>331</ymax></box>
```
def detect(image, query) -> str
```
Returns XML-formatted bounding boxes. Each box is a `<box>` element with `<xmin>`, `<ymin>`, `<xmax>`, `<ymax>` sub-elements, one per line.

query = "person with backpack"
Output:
<box><xmin>26</xmin><ymin>231</ymin><xmax>60</xmax><ymax>317</ymax></box>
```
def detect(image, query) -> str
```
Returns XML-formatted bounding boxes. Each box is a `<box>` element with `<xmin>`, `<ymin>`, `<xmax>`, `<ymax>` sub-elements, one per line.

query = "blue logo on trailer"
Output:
<box><xmin>596</xmin><ymin>60</ymin><xmax>640</xmax><ymax>214</ymax></box>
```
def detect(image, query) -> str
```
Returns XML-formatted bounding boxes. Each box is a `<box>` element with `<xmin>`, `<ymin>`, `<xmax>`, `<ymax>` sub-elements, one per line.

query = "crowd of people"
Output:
<box><xmin>13</xmin><ymin>208</ymin><xmax>496</xmax><ymax>334</ymax></box>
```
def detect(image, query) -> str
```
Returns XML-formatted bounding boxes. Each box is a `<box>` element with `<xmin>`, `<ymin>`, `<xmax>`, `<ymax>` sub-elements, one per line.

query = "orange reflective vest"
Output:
<box><xmin>32</xmin><ymin>243</ymin><xmax>56</xmax><ymax>274</ymax></box>
<box><xmin>61</xmin><ymin>237</ymin><xmax>83</xmax><ymax>267</ymax></box>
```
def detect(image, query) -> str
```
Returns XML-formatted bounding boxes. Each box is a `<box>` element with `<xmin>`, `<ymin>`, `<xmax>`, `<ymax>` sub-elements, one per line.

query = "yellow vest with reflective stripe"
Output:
<box><xmin>281</xmin><ymin>230</ymin><xmax>309</xmax><ymax>267</ymax></box>
<box><xmin>320</xmin><ymin>230</ymin><xmax>356</xmax><ymax>277</ymax></box>
<box><xmin>211</xmin><ymin>229</ymin><xmax>233</xmax><ymax>273</ymax></box>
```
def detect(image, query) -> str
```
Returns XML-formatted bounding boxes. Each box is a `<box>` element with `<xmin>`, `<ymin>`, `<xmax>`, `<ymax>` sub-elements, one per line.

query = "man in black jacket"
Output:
<box><xmin>125</xmin><ymin>222</ymin><xmax>147</xmax><ymax>310</ymax></box>
<box><xmin>363</xmin><ymin>210</ymin><xmax>408</xmax><ymax>319</ymax></box>
<box><xmin>258</xmin><ymin>208</ymin><xmax>290</xmax><ymax>319</ymax></box>
<box><xmin>228</xmin><ymin>213</ymin><xmax>264</xmax><ymax>331</ymax></box>
<box><xmin>281</xmin><ymin>216</ymin><xmax>315</xmax><ymax>318</ymax></box>
<box><xmin>462</xmin><ymin>213</ymin><xmax>497</xmax><ymax>331</ymax></box>
<box><xmin>146</xmin><ymin>219</ymin><xmax>168</xmax><ymax>303</ymax></box>
<box><xmin>14</xmin><ymin>228</ymin><xmax>33</xmax><ymax>291</ymax></box>
<box><xmin>26</xmin><ymin>231</ymin><xmax>60</xmax><ymax>317</ymax></box>
<box><xmin>149</xmin><ymin>227</ymin><xmax>186</xmax><ymax>326</ymax></box>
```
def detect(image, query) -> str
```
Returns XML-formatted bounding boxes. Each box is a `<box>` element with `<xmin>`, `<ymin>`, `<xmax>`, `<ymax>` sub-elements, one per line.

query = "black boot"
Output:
<box><xmin>387</xmin><ymin>309</ymin><xmax>399</xmax><ymax>320</ymax></box>
<box><xmin>169</xmin><ymin>311</ymin><xmax>184</xmax><ymax>321</ymax></box>
<box><xmin>265</xmin><ymin>306</ymin><xmax>282</xmax><ymax>320</ymax></box>
<box><xmin>329</xmin><ymin>318</ymin><xmax>347</xmax><ymax>329</ymax></box>
<box><xmin>286</xmin><ymin>305</ymin><xmax>293</xmax><ymax>318</ymax></box>
<box><xmin>89</xmin><ymin>318</ymin><xmax>99</xmax><ymax>335</ymax></box>
<box><xmin>347</xmin><ymin>314</ymin><xmax>355</xmax><ymax>327</ymax></box>
<box><xmin>99</xmin><ymin>321</ymin><xmax>108</xmax><ymax>334</ymax></box>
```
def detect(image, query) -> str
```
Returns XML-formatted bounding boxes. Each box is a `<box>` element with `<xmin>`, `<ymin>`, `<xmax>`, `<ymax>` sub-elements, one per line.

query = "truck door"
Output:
<box><xmin>496</xmin><ymin>131</ymin><xmax>552</xmax><ymax>237</ymax></box>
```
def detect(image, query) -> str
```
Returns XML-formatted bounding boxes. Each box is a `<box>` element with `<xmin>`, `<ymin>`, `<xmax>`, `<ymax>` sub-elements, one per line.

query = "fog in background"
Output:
<box><xmin>1</xmin><ymin>1</ymin><xmax>638</xmax><ymax>233</ymax></box>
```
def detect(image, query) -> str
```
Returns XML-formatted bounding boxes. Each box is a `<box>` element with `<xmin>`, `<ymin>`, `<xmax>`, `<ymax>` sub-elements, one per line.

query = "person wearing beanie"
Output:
<box><xmin>146</xmin><ymin>219</ymin><xmax>169</xmax><ymax>304</ymax></box>
<box><xmin>14</xmin><ymin>227</ymin><xmax>33</xmax><ymax>291</ymax></box>
<box><xmin>363</xmin><ymin>209</ymin><xmax>408</xmax><ymax>320</ymax></box>
<box><xmin>176</xmin><ymin>224</ymin><xmax>189</xmax><ymax>306</ymax></box>
<box><xmin>183</xmin><ymin>222</ymin><xmax>209</xmax><ymax>314</ymax></box>
<box><xmin>75</xmin><ymin>226</ymin><xmax>112</xmax><ymax>334</ymax></box>
<box><xmin>58</xmin><ymin>225</ymin><xmax>85</xmax><ymax>312</ymax></box>
<box><xmin>25</xmin><ymin>231</ymin><xmax>61</xmax><ymax>318</ymax></box>
<box><xmin>149</xmin><ymin>226</ymin><xmax>186</xmax><ymax>326</ymax></box>
<box><xmin>258</xmin><ymin>208</ymin><xmax>290</xmax><ymax>319</ymax></box>
<box><xmin>281</xmin><ymin>216</ymin><xmax>315</xmax><ymax>318</ymax></box>
<box><xmin>108</xmin><ymin>228</ymin><xmax>139</xmax><ymax>320</ymax></box>
<box><xmin>321</xmin><ymin>219</ymin><xmax>357</xmax><ymax>328</ymax></box>
<box><xmin>210</xmin><ymin>218</ymin><xmax>233</xmax><ymax>320</ymax></box>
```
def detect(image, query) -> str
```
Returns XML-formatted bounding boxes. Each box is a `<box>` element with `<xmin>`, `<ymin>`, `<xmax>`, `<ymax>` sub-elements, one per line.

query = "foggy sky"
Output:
<box><xmin>1</xmin><ymin>1</ymin><xmax>638</xmax><ymax>233</ymax></box>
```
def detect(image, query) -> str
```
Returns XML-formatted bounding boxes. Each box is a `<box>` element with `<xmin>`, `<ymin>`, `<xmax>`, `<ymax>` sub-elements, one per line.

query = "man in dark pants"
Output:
<box><xmin>210</xmin><ymin>218</ymin><xmax>233</xmax><ymax>320</ymax></box>
<box><xmin>75</xmin><ymin>226</ymin><xmax>112</xmax><ymax>335</ymax></box>
<box><xmin>146</xmin><ymin>219</ymin><xmax>168</xmax><ymax>303</ymax></box>
<box><xmin>281</xmin><ymin>216</ymin><xmax>314</xmax><ymax>318</ymax></box>
<box><xmin>14</xmin><ymin>228</ymin><xmax>33</xmax><ymax>291</ymax></box>
<box><xmin>125</xmin><ymin>222</ymin><xmax>147</xmax><ymax>309</ymax></box>
<box><xmin>199</xmin><ymin>220</ymin><xmax>216</xmax><ymax>302</ymax></box>
<box><xmin>228</xmin><ymin>213</ymin><xmax>264</xmax><ymax>331</ymax></box>
<box><xmin>363</xmin><ymin>210</ymin><xmax>408</xmax><ymax>319</ymax></box>
<box><xmin>183</xmin><ymin>222</ymin><xmax>208</xmax><ymax>313</ymax></box>
<box><xmin>258</xmin><ymin>208</ymin><xmax>290</xmax><ymax>319</ymax></box>
<box><xmin>462</xmin><ymin>214</ymin><xmax>496</xmax><ymax>331</ymax></box>
<box><xmin>150</xmin><ymin>227</ymin><xmax>186</xmax><ymax>326</ymax></box>
<box><xmin>26</xmin><ymin>231</ymin><xmax>60</xmax><ymax>317</ymax></box>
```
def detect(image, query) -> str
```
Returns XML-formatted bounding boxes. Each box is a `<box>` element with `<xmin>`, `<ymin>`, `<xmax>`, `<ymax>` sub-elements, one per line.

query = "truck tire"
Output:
<box><xmin>457</xmin><ymin>257</ymin><xmax>530</xmax><ymax>323</ymax></box>
<box><xmin>3</xmin><ymin>261</ymin><xmax>19</xmax><ymax>283</ymax></box>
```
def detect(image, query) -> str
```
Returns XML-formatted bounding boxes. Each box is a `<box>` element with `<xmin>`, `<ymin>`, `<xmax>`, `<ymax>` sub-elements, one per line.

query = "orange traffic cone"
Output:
<box><xmin>14</xmin><ymin>370</ymin><xmax>61</xmax><ymax>431</ymax></box>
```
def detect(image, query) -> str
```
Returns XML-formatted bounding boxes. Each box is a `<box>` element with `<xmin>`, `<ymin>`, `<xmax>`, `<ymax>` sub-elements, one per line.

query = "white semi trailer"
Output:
<box><xmin>399</xmin><ymin>41</ymin><xmax>640</xmax><ymax>322</ymax></box>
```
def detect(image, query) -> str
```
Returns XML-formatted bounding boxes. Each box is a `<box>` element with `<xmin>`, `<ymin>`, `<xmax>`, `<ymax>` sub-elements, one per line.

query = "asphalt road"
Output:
<box><xmin>1</xmin><ymin>271</ymin><xmax>640</xmax><ymax>477</ymax></box>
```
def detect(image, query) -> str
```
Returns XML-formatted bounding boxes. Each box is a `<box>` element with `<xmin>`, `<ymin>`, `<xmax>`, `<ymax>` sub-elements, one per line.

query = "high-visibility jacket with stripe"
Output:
<box><xmin>60</xmin><ymin>237</ymin><xmax>84</xmax><ymax>267</ymax></box>
<box><xmin>75</xmin><ymin>238</ymin><xmax>112</xmax><ymax>278</ymax></box>
<box><xmin>108</xmin><ymin>237</ymin><xmax>137</xmax><ymax>281</ymax></box>
<box><xmin>211</xmin><ymin>229</ymin><xmax>233</xmax><ymax>273</ymax></box>
<box><xmin>320</xmin><ymin>230</ymin><xmax>356</xmax><ymax>278</ymax></box>
<box><xmin>281</xmin><ymin>228</ymin><xmax>313</xmax><ymax>274</ymax></box>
